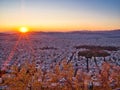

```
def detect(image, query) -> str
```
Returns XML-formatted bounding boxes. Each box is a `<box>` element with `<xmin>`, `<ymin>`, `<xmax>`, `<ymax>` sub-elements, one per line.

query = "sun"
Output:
<box><xmin>19</xmin><ymin>27</ymin><xmax>29</xmax><ymax>33</ymax></box>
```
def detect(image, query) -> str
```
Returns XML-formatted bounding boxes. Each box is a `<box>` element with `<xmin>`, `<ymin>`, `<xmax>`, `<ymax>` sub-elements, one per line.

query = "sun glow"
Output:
<box><xmin>19</xmin><ymin>27</ymin><xmax>29</xmax><ymax>33</ymax></box>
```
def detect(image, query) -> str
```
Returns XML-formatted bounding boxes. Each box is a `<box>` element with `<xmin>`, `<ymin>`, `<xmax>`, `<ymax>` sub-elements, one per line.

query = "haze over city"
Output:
<box><xmin>0</xmin><ymin>0</ymin><xmax>120</xmax><ymax>90</ymax></box>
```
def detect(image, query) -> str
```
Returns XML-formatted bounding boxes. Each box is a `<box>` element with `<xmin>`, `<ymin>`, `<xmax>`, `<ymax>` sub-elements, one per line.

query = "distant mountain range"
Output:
<box><xmin>0</xmin><ymin>29</ymin><xmax>120</xmax><ymax>35</ymax></box>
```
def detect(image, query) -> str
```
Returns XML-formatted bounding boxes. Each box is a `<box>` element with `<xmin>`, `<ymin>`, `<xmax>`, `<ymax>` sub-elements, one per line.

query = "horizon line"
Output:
<box><xmin>0</xmin><ymin>29</ymin><xmax>120</xmax><ymax>33</ymax></box>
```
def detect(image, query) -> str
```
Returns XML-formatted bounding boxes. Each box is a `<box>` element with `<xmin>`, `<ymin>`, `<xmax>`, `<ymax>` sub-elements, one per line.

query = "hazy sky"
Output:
<box><xmin>0</xmin><ymin>0</ymin><xmax>120</xmax><ymax>32</ymax></box>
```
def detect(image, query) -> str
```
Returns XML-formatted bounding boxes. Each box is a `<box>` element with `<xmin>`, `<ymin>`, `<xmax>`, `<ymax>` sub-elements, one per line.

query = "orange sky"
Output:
<box><xmin>0</xmin><ymin>0</ymin><xmax>120</xmax><ymax>32</ymax></box>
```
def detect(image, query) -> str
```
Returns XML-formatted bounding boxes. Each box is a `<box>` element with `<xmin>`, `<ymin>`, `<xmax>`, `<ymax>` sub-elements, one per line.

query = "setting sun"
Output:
<box><xmin>19</xmin><ymin>27</ymin><xmax>29</xmax><ymax>33</ymax></box>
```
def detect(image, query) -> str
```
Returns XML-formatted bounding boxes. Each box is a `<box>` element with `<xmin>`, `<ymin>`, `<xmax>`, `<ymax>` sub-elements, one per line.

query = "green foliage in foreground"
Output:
<box><xmin>0</xmin><ymin>60</ymin><xmax>120</xmax><ymax>90</ymax></box>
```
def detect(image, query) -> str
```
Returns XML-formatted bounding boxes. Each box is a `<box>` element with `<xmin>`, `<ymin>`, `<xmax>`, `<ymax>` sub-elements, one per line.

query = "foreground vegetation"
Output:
<box><xmin>0</xmin><ymin>60</ymin><xmax>120</xmax><ymax>90</ymax></box>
